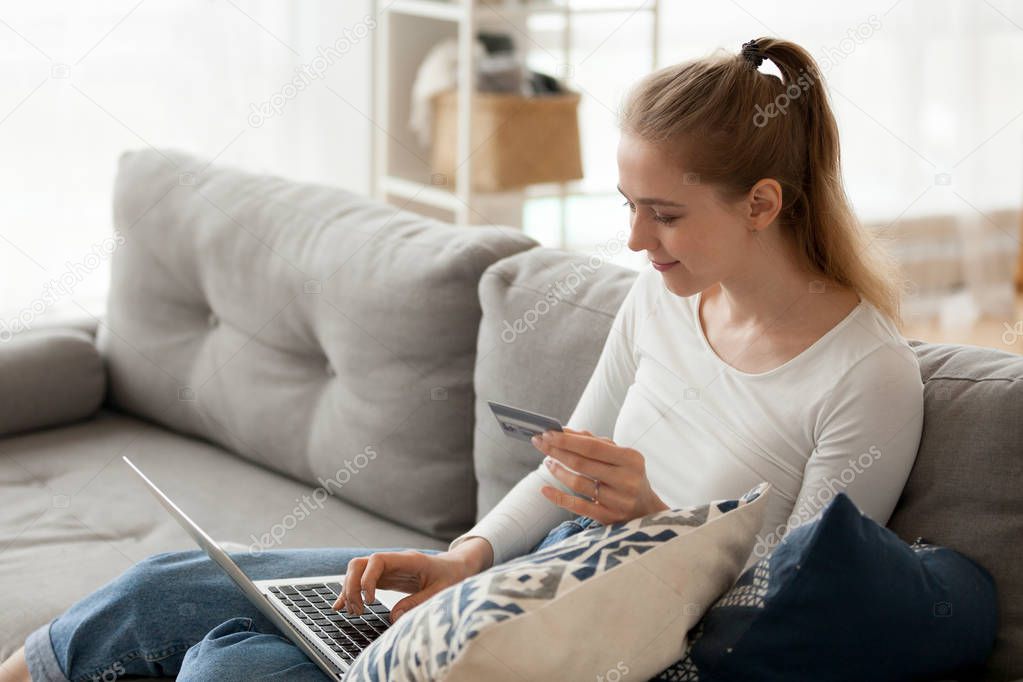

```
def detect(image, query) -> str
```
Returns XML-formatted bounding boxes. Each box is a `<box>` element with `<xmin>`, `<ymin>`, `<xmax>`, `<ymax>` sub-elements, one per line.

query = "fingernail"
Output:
<box><xmin>542</xmin><ymin>431</ymin><xmax>552</xmax><ymax>441</ymax></box>
<box><xmin>544</xmin><ymin>456</ymin><xmax>555</xmax><ymax>469</ymax></box>
<box><xmin>531</xmin><ymin>435</ymin><xmax>540</xmax><ymax>446</ymax></box>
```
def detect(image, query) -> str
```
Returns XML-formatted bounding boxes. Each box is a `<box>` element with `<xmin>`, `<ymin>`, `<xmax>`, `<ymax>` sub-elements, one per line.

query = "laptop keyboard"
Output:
<box><xmin>269</xmin><ymin>582</ymin><xmax>391</xmax><ymax>662</ymax></box>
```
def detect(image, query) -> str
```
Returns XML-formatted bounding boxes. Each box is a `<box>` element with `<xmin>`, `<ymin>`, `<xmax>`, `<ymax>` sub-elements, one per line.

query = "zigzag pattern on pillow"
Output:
<box><xmin>347</xmin><ymin>485</ymin><xmax>769</xmax><ymax>681</ymax></box>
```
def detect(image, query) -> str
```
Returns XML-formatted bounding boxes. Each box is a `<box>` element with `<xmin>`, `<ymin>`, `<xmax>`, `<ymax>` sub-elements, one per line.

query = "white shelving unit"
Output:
<box><xmin>370</xmin><ymin>0</ymin><xmax>659</xmax><ymax>229</ymax></box>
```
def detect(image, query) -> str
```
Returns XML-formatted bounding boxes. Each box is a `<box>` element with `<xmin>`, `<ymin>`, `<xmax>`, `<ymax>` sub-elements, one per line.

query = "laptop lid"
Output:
<box><xmin>122</xmin><ymin>456</ymin><xmax>345</xmax><ymax>679</ymax></box>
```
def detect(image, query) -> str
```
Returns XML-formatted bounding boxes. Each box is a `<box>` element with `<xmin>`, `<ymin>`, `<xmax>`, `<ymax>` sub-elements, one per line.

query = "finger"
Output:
<box><xmin>564</xmin><ymin>427</ymin><xmax>615</xmax><ymax>445</ymax></box>
<box><xmin>389</xmin><ymin>584</ymin><xmax>440</xmax><ymax>624</ymax></box>
<box><xmin>534</xmin><ymin>428</ymin><xmax>577</xmax><ymax>450</ymax></box>
<box><xmin>389</xmin><ymin>596</ymin><xmax>419</xmax><ymax>624</ymax></box>
<box><xmin>542</xmin><ymin>475</ymin><xmax>630</xmax><ymax>516</ymax></box>
<box><xmin>543</xmin><ymin>455</ymin><xmax>614</xmax><ymax>501</ymax></box>
<box><xmin>360</xmin><ymin>554</ymin><xmax>388</xmax><ymax>606</ymax></box>
<box><xmin>540</xmin><ymin>485</ymin><xmax>617</xmax><ymax>525</ymax></box>
<box><xmin>340</xmin><ymin>556</ymin><xmax>369</xmax><ymax>615</ymax></box>
<box><xmin>573</xmin><ymin>429</ymin><xmax>609</xmax><ymax>443</ymax></box>
<box><xmin>564</xmin><ymin>427</ymin><xmax>613</xmax><ymax>441</ymax></box>
<box><xmin>362</xmin><ymin>552</ymin><xmax>423</xmax><ymax>604</ymax></box>
<box><xmin>543</xmin><ymin>445</ymin><xmax>617</xmax><ymax>482</ymax></box>
<box><xmin>542</xmin><ymin>431</ymin><xmax>622</xmax><ymax>465</ymax></box>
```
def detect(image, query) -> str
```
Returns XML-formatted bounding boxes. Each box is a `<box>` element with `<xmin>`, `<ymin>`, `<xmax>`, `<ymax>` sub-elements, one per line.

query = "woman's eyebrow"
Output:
<box><xmin>616</xmin><ymin>184</ymin><xmax>686</xmax><ymax>207</ymax></box>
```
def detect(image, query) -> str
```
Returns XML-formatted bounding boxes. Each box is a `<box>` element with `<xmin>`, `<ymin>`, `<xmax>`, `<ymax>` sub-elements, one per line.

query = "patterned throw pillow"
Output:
<box><xmin>652</xmin><ymin>492</ymin><xmax>999</xmax><ymax>682</ymax></box>
<box><xmin>345</xmin><ymin>482</ymin><xmax>772</xmax><ymax>681</ymax></box>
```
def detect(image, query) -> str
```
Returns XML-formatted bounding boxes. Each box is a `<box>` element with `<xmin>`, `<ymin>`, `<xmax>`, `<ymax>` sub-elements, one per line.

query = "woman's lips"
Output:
<box><xmin>651</xmin><ymin>260</ymin><xmax>680</xmax><ymax>272</ymax></box>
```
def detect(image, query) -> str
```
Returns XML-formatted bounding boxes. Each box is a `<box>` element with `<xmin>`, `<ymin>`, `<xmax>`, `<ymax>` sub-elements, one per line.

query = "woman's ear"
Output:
<box><xmin>746</xmin><ymin>178</ymin><xmax>783</xmax><ymax>231</ymax></box>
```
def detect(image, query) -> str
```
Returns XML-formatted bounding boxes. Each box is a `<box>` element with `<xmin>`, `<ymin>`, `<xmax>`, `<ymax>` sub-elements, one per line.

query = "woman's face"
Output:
<box><xmin>616</xmin><ymin>131</ymin><xmax>751</xmax><ymax>298</ymax></box>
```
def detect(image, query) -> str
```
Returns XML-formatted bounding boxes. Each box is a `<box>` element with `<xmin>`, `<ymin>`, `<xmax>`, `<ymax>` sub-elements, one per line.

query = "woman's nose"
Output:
<box><xmin>627</xmin><ymin>216</ymin><xmax>656</xmax><ymax>252</ymax></box>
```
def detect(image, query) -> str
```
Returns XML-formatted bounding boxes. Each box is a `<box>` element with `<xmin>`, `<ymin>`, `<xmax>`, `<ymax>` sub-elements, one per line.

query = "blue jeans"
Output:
<box><xmin>24</xmin><ymin>516</ymin><xmax>599</xmax><ymax>681</ymax></box>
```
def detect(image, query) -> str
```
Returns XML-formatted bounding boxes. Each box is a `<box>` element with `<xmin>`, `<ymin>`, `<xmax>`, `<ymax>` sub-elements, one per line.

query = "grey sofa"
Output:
<box><xmin>1</xmin><ymin>149</ymin><xmax>1020</xmax><ymax>681</ymax></box>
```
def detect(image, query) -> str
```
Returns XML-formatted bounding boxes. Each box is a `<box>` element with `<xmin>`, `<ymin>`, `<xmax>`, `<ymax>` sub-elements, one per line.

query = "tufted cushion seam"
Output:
<box><xmin>925</xmin><ymin>375</ymin><xmax>1022</xmax><ymax>384</ymax></box>
<box><xmin>481</xmin><ymin>269</ymin><xmax>621</xmax><ymax>319</ymax></box>
<box><xmin>105</xmin><ymin>148</ymin><xmax>542</xmax><ymax>539</ymax></box>
<box><xmin>199</xmin><ymin>183</ymin><xmax>454</xmax><ymax>254</ymax></box>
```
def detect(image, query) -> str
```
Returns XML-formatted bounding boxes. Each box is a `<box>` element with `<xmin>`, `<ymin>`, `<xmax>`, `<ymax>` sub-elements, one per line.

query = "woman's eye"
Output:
<box><xmin>622</xmin><ymin>199</ymin><xmax>678</xmax><ymax>224</ymax></box>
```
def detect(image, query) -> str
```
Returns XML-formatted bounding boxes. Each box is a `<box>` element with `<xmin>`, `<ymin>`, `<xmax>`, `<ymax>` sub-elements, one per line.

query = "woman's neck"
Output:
<box><xmin>709</xmin><ymin>235</ymin><xmax>828</xmax><ymax>331</ymax></box>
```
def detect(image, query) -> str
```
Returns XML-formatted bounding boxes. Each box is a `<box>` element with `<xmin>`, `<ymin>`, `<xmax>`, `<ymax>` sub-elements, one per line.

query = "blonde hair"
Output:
<box><xmin>619</xmin><ymin>37</ymin><xmax>905</xmax><ymax>327</ymax></box>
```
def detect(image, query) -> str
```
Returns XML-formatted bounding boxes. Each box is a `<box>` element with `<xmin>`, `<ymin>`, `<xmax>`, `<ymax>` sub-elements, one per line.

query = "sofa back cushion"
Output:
<box><xmin>99</xmin><ymin>149</ymin><xmax>537</xmax><ymax>539</ymax></box>
<box><xmin>0</xmin><ymin>328</ymin><xmax>105</xmax><ymax>437</ymax></box>
<box><xmin>887</xmin><ymin>340</ymin><xmax>1023</xmax><ymax>681</ymax></box>
<box><xmin>472</xmin><ymin>247</ymin><xmax>637</xmax><ymax>518</ymax></box>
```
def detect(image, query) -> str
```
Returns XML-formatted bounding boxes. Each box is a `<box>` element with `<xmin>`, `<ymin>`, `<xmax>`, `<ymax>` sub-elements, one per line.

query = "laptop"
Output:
<box><xmin>123</xmin><ymin>456</ymin><xmax>404</xmax><ymax>679</ymax></box>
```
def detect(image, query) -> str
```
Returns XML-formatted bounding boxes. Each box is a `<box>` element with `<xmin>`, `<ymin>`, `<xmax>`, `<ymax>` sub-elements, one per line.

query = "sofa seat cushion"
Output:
<box><xmin>0</xmin><ymin>411</ymin><xmax>448</xmax><ymax>660</ymax></box>
<box><xmin>99</xmin><ymin>149</ymin><xmax>538</xmax><ymax>540</ymax></box>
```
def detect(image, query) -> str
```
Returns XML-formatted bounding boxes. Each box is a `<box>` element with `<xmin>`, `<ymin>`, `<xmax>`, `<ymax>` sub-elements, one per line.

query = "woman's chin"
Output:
<box><xmin>659</xmin><ymin>271</ymin><xmax>696</xmax><ymax>297</ymax></box>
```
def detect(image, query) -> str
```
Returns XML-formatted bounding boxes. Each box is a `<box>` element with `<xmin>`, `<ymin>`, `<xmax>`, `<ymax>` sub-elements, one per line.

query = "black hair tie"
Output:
<box><xmin>741</xmin><ymin>39</ymin><xmax>764</xmax><ymax>69</ymax></box>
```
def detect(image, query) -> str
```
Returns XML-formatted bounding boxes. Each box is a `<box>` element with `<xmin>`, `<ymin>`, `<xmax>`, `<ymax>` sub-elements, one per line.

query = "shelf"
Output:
<box><xmin>373</xmin><ymin>0</ymin><xmax>660</xmax><ymax>228</ymax></box>
<box><xmin>384</xmin><ymin>174</ymin><xmax>611</xmax><ymax>207</ymax></box>
<box><xmin>381</xmin><ymin>174</ymin><xmax>559</xmax><ymax>209</ymax></box>
<box><xmin>386</xmin><ymin>0</ymin><xmax>468</xmax><ymax>22</ymax></box>
<box><xmin>384</xmin><ymin>1</ymin><xmax>657</xmax><ymax>21</ymax></box>
<box><xmin>381</xmin><ymin>175</ymin><xmax>465</xmax><ymax>211</ymax></box>
<box><xmin>523</xmin><ymin>179</ymin><xmax>608</xmax><ymax>199</ymax></box>
<box><xmin>479</xmin><ymin>2</ymin><xmax>659</xmax><ymax>15</ymax></box>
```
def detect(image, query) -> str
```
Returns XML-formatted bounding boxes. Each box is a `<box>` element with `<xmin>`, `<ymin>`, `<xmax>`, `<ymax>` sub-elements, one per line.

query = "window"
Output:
<box><xmin>520</xmin><ymin>0</ymin><xmax>1023</xmax><ymax>317</ymax></box>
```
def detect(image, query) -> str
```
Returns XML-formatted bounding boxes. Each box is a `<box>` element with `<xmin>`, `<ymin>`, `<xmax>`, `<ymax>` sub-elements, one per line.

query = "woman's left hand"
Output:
<box><xmin>531</xmin><ymin>427</ymin><xmax>669</xmax><ymax>524</ymax></box>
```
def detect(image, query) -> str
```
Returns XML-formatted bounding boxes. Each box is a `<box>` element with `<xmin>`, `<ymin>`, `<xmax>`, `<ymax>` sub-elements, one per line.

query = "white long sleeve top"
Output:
<box><xmin>450</xmin><ymin>268</ymin><xmax>925</xmax><ymax>573</ymax></box>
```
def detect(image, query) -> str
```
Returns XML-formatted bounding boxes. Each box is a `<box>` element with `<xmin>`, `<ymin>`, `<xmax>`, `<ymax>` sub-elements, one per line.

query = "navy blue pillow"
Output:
<box><xmin>653</xmin><ymin>492</ymin><xmax>998</xmax><ymax>682</ymax></box>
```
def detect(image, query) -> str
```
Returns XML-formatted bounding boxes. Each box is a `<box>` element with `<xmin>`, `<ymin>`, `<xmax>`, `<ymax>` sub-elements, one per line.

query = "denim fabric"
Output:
<box><xmin>25</xmin><ymin>524</ymin><xmax>601</xmax><ymax>681</ymax></box>
<box><xmin>529</xmin><ymin>514</ymin><xmax>604</xmax><ymax>554</ymax></box>
<box><xmin>24</xmin><ymin>547</ymin><xmax>442</xmax><ymax>682</ymax></box>
<box><xmin>178</xmin><ymin>617</ymin><xmax>329</xmax><ymax>682</ymax></box>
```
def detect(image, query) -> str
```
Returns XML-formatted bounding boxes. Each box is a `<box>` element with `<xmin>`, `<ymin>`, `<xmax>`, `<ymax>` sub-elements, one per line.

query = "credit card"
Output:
<box><xmin>488</xmin><ymin>400</ymin><xmax>564</xmax><ymax>442</ymax></box>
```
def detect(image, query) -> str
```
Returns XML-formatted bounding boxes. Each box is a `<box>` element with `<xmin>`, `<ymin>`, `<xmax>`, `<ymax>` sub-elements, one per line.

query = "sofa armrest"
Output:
<box><xmin>0</xmin><ymin>328</ymin><xmax>106</xmax><ymax>437</ymax></box>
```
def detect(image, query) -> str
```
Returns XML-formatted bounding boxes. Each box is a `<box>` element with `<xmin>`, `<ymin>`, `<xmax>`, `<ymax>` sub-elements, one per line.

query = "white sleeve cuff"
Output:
<box><xmin>447</xmin><ymin>465</ymin><xmax>577</xmax><ymax>566</ymax></box>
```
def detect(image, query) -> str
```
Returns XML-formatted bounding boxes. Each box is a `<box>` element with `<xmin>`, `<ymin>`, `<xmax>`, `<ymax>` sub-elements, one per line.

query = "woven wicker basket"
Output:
<box><xmin>430</xmin><ymin>89</ymin><xmax>583</xmax><ymax>192</ymax></box>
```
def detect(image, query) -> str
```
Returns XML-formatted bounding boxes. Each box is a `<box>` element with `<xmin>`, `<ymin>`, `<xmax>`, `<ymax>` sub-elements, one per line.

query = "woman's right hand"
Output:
<box><xmin>332</xmin><ymin>549</ymin><xmax>477</xmax><ymax>623</ymax></box>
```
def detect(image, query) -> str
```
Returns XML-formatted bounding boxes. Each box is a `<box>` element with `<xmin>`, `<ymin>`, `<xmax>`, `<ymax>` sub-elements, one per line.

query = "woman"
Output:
<box><xmin>4</xmin><ymin>37</ymin><xmax>923</xmax><ymax>681</ymax></box>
